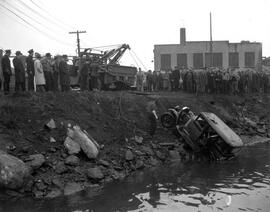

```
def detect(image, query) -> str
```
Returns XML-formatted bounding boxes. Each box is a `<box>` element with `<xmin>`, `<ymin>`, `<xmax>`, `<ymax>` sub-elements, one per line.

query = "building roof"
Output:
<box><xmin>154</xmin><ymin>40</ymin><xmax>262</xmax><ymax>47</ymax></box>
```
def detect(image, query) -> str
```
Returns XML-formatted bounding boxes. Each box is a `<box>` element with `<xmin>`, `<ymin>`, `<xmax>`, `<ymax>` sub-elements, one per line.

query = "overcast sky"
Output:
<box><xmin>0</xmin><ymin>0</ymin><xmax>269</xmax><ymax>70</ymax></box>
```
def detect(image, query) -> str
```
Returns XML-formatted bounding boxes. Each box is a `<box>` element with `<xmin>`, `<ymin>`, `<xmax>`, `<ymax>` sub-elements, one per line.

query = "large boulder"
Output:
<box><xmin>65</xmin><ymin>155</ymin><xmax>80</xmax><ymax>166</ymax></box>
<box><xmin>125</xmin><ymin>150</ymin><xmax>134</xmax><ymax>161</ymax></box>
<box><xmin>55</xmin><ymin>162</ymin><xmax>68</xmax><ymax>174</ymax></box>
<box><xmin>87</xmin><ymin>167</ymin><xmax>104</xmax><ymax>181</ymax></box>
<box><xmin>169</xmin><ymin>150</ymin><xmax>181</xmax><ymax>160</ymax></box>
<box><xmin>69</xmin><ymin>126</ymin><xmax>99</xmax><ymax>159</ymax></box>
<box><xmin>0</xmin><ymin>150</ymin><xmax>30</xmax><ymax>189</ymax></box>
<box><xmin>25</xmin><ymin>154</ymin><xmax>45</xmax><ymax>170</ymax></box>
<box><xmin>64</xmin><ymin>182</ymin><xmax>83</xmax><ymax>196</ymax></box>
<box><xmin>64</xmin><ymin>137</ymin><xmax>81</xmax><ymax>155</ymax></box>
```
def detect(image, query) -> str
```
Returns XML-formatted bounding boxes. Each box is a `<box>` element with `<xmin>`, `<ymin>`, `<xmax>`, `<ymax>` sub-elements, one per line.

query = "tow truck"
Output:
<box><xmin>70</xmin><ymin>44</ymin><xmax>137</xmax><ymax>90</ymax></box>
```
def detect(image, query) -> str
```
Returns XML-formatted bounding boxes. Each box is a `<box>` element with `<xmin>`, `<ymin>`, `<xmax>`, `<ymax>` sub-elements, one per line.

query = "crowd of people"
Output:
<box><xmin>136</xmin><ymin>67</ymin><xmax>270</xmax><ymax>95</ymax></box>
<box><xmin>0</xmin><ymin>49</ymin><xmax>70</xmax><ymax>95</ymax></box>
<box><xmin>1</xmin><ymin>49</ymin><xmax>270</xmax><ymax>96</ymax></box>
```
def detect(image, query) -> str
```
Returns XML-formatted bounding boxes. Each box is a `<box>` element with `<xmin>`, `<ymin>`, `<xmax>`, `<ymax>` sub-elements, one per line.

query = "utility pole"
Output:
<box><xmin>210</xmin><ymin>12</ymin><xmax>213</xmax><ymax>67</ymax></box>
<box><xmin>69</xmin><ymin>30</ymin><xmax>86</xmax><ymax>58</ymax></box>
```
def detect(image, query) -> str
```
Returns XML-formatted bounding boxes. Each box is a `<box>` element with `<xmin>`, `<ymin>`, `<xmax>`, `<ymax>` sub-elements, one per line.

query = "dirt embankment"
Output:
<box><xmin>0</xmin><ymin>91</ymin><xmax>269</xmax><ymax>199</ymax></box>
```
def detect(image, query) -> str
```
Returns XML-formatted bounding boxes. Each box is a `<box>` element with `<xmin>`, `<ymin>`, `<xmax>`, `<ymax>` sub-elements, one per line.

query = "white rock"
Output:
<box><xmin>64</xmin><ymin>137</ymin><xmax>81</xmax><ymax>155</ymax></box>
<box><xmin>70</xmin><ymin>126</ymin><xmax>99</xmax><ymax>159</ymax></box>
<box><xmin>0</xmin><ymin>150</ymin><xmax>30</xmax><ymax>189</ymax></box>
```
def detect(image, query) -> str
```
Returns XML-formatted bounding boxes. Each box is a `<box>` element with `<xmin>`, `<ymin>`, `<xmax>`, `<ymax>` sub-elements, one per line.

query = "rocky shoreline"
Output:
<box><xmin>1</xmin><ymin>91</ymin><xmax>270</xmax><ymax>200</ymax></box>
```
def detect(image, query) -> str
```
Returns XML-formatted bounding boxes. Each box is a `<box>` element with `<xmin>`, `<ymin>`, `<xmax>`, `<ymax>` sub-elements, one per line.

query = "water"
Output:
<box><xmin>1</xmin><ymin>143</ymin><xmax>270</xmax><ymax>212</ymax></box>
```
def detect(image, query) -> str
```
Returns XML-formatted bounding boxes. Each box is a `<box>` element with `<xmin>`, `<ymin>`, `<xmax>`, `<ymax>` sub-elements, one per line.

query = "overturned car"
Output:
<box><xmin>160</xmin><ymin>106</ymin><xmax>243</xmax><ymax>160</ymax></box>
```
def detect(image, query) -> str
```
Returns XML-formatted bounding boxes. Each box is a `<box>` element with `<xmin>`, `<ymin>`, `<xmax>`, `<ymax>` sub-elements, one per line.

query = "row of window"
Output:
<box><xmin>160</xmin><ymin>52</ymin><xmax>255</xmax><ymax>70</ymax></box>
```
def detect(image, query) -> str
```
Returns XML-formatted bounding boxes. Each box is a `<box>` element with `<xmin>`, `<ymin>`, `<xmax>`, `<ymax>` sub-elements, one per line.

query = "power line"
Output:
<box><xmin>5</xmin><ymin>0</ymin><xmax>63</xmax><ymax>36</ymax></box>
<box><xmin>0</xmin><ymin>3</ymin><xmax>73</xmax><ymax>47</ymax></box>
<box><xmin>17</xmin><ymin>0</ymin><xmax>71</xmax><ymax>32</ymax></box>
<box><xmin>29</xmin><ymin>0</ymin><xmax>75</xmax><ymax>30</ymax></box>
<box><xmin>0</xmin><ymin>7</ymin><xmax>32</xmax><ymax>32</ymax></box>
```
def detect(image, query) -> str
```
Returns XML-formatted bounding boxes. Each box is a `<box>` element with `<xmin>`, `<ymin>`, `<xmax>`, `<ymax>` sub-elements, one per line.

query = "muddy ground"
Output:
<box><xmin>0</xmin><ymin>91</ymin><xmax>269</xmax><ymax>200</ymax></box>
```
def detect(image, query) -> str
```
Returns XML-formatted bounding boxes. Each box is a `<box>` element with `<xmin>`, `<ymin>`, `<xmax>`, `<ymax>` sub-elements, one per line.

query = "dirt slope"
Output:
<box><xmin>0</xmin><ymin>91</ymin><xmax>269</xmax><ymax>199</ymax></box>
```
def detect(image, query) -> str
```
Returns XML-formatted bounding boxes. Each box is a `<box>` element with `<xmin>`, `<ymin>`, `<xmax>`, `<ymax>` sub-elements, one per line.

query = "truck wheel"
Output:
<box><xmin>160</xmin><ymin>112</ymin><xmax>176</xmax><ymax>128</ymax></box>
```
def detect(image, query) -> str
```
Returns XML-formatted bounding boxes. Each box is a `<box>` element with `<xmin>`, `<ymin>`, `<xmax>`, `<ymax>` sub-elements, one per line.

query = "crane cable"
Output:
<box><xmin>0</xmin><ymin>3</ymin><xmax>73</xmax><ymax>47</ymax></box>
<box><xmin>131</xmin><ymin>49</ymin><xmax>148</xmax><ymax>71</ymax></box>
<box><xmin>128</xmin><ymin>50</ymin><xmax>140</xmax><ymax>68</ymax></box>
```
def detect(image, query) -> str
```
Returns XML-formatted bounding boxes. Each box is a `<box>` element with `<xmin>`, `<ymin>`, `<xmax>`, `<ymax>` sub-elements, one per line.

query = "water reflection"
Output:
<box><xmin>1</xmin><ymin>144</ymin><xmax>270</xmax><ymax>212</ymax></box>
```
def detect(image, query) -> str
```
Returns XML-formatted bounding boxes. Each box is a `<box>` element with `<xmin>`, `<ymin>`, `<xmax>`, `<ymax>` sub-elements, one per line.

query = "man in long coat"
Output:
<box><xmin>13</xmin><ymin>51</ymin><xmax>26</xmax><ymax>92</ymax></box>
<box><xmin>41</xmin><ymin>53</ymin><xmax>53</xmax><ymax>91</ymax></box>
<box><xmin>34</xmin><ymin>52</ymin><xmax>46</xmax><ymax>92</ymax></box>
<box><xmin>26</xmin><ymin>49</ymin><xmax>35</xmax><ymax>91</ymax></box>
<box><xmin>59</xmin><ymin>55</ymin><xmax>70</xmax><ymax>92</ymax></box>
<box><xmin>1</xmin><ymin>49</ymin><xmax>12</xmax><ymax>94</ymax></box>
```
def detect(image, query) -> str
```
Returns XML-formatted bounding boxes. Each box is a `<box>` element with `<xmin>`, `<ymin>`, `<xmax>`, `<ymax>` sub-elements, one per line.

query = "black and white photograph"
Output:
<box><xmin>0</xmin><ymin>0</ymin><xmax>270</xmax><ymax>211</ymax></box>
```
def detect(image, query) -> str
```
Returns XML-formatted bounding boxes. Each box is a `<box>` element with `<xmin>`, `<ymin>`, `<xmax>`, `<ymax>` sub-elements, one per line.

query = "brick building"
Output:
<box><xmin>154</xmin><ymin>28</ymin><xmax>262</xmax><ymax>71</ymax></box>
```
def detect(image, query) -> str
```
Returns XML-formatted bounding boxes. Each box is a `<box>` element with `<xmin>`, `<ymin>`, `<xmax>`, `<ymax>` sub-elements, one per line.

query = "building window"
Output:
<box><xmin>160</xmin><ymin>54</ymin><xmax>171</xmax><ymax>70</ymax></box>
<box><xmin>193</xmin><ymin>53</ymin><xmax>203</xmax><ymax>69</ymax></box>
<box><xmin>229</xmin><ymin>52</ymin><xmax>239</xmax><ymax>67</ymax></box>
<box><xmin>177</xmin><ymin>53</ymin><xmax>187</xmax><ymax>68</ymax></box>
<box><xmin>205</xmin><ymin>53</ymin><xmax>223</xmax><ymax>67</ymax></box>
<box><xmin>245</xmin><ymin>52</ymin><xmax>255</xmax><ymax>67</ymax></box>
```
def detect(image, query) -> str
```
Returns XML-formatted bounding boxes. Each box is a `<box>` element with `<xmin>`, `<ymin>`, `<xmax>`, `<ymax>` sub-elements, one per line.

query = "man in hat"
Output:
<box><xmin>26</xmin><ymin>49</ymin><xmax>35</xmax><ymax>91</ymax></box>
<box><xmin>1</xmin><ymin>50</ymin><xmax>12</xmax><ymax>94</ymax></box>
<box><xmin>41</xmin><ymin>53</ymin><xmax>53</xmax><ymax>91</ymax></box>
<box><xmin>59</xmin><ymin>54</ymin><xmax>70</xmax><ymax>91</ymax></box>
<box><xmin>51</xmin><ymin>55</ymin><xmax>61</xmax><ymax>92</ymax></box>
<box><xmin>13</xmin><ymin>51</ymin><xmax>26</xmax><ymax>92</ymax></box>
<box><xmin>34</xmin><ymin>52</ymin><xmax>46</xmax><ymax>92</ymax></box>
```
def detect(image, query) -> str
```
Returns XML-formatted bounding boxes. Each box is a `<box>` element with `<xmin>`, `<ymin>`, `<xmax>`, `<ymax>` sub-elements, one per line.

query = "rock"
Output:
<box><xmin>49</xmin><ymin>147</ymin><xmax>57</xmax><ymax>153</ymax></box>
<box><xmin>134</xmin><ymin>136</ymin><xmax>143</xmax><ymax>144</ymax></box>
<box><xmin>21</xmin><ymin>146</ymin><xmax>30</xmax><ymax>153</ymax></box>
<box><xmin>178</xmin><ymin>144</ymin><xmax>186</xmax><ymax>155</ymax></box>
<box><xmin>244</xmin><ymin>117</ymin><xmax>257</xmax><ymax>128</ymax></box>
<box><xmin>33</xmin><ymin>190</ymin><xmax>44</xmax><ymax>198</ymax></box>
<box><xmin>87</xmin><ymin>167</ymin><xmax>104</xmax><ymax>181</ymax></box>
<box><xmin>155</xmin><ymin>151</ymin><xmax>166</xmax><ymax>160</ymax></box>
<box><xmin>149</xmin><ymin>158</ymin><xmax>159</xmax><ymax>166</ymax></box>
<box><xmin>45</xmin><ymin>119</ymin><xmax>56</xmax><ymax>130</ymax></box>
<box><xmin>257</xmin><ymin>128</ymin><xmax>267</xmax><ymax>134</ymax></box>
<box><xmin>142</xmin><ymin>146</ymin><xmax>154</xmax><ymax>156</ymax></box>
<box><xmin>64</xmin><ymin>137</ymin><xmax>81</xmax><ymax>155</ymax></box>
<box><xmin>55</xmin><ymin>162</ymin><xmax>68</xmax><ymax>174</ymax></box>
<box><xmin>52</xmin><ymin>178</ymin><xmax>64</xmax><ymax>189</ymax></box>
<box><xmin>24</xmin><ymin>178</ymin><xmax>34</xmax><ymax>192</ymax></box>
<box><xmin>0</xmin><ymin>150</ymin><xmax>30</xmax><ymax>189</ymax></box>
<box><xmin>65</xmin><ymin>155</ymin><xmax>80</xmax><ymax>166</ymax></box>
<box><xmin>50</xmin><ymin>137</ymin><xmax>56</xmax><ymax>143</ymax></box>
<box><xmin>25</xmin><ymin>154</ymin><xmax>45</xmax><ymax>170</ymax></box>
<box><xmin>70</xmin><ymin>126</ymin><xmax>99</xmax><ymax>159</ymax></box>
<box><xmin>111</xmin><ymin>170</ymin><xmax>125</xmax><ymax>180</ymax></box>
<box><xmin>35</xmin><ymin>181</ymin><xmax>47</xmax><ymax>191</ymax></box>
<box><xmin>135</xmin><ymin>150</ymin><xmax>145</xmax><ymax>156</ymax></box>
<box><xmin>45</xmin><ymin>188</ymin><xmax>62</xmax><ymax>199</ymax></box>
<box><xmin>98</xmin><ymin>159</ymin><xmax>110</xmax><ymax>167</ymax></box>
<box><xmin>169</xmin><ymin>150</ymin><xmax>181</xmax><ymax>160</ymax></box>
<box><xmin>125</xmin><ymin>150</ymin><xmax>134</xmax><ymax>161</ymax></box>
<box><xmin>6</xmin><ymin>144</ymin><xmax>16</xmax><ymax>151</ymax></box>
<box><xmin>135</xmin><ymin>160</ymin><xmax>145</xmax><ymax>169</ymax></box>
<box><xmin>64</xmin><ymin>182</ymin><xmax>83</xmax><ymax>196</ymax></box>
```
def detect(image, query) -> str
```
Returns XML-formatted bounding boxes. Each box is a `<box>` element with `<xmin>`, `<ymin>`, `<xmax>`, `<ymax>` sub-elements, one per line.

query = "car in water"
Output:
<box><xmin>160</xmin><ymin>106</ymin><xmax>243</xmax><ymax>160</ymax></box>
